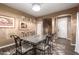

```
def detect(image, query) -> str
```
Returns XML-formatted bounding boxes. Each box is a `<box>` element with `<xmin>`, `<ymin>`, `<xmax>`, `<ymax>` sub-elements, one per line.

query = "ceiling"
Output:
<box><xmin>3</xmin><ymin>3</ymin><xmax>78</xmax><ymax>17</ymax></box>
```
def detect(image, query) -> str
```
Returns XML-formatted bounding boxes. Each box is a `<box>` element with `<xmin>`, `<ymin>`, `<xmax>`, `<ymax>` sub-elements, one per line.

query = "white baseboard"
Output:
<box><xmin>71</xmin><ymin>43</ymin><xmax>75</xmax><ymax>46</ymax></box>
<box><xmin>0</xmin><ymin>43</ymin><xmax>15</xmax><ymax>49</ymax></box>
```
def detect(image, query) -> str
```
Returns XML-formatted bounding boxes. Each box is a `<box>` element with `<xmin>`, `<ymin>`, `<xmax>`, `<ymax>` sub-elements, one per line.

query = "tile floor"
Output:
<box><xmin>0</xmin><ymin>38</ymin><xmax>78</xmax><ymax>55</ymax></box>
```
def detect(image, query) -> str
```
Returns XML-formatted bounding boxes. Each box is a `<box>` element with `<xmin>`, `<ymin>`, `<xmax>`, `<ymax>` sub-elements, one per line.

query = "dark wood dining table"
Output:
<box><xmin>21</xmin><ymin>35</ymin><xmax>47</xmax><ymax>54</ymax></box>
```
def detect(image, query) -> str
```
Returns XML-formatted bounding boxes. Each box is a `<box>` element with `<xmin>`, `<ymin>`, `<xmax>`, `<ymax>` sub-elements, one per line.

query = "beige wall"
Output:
<box><xmin>0</xmin><ymin>4</ymin><xmax>36</xmax><ymax>47</ymax></box>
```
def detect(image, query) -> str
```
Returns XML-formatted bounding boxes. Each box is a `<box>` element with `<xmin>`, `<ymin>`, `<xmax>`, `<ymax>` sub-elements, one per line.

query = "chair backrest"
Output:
<box><xmin>10</xmin><ymin>35</ymin><xmax>22</xmax><ymax>48</ymax></box>
<box><xmin>51</xmin><ymin>33</ymin><xmax>57</xmax><ymax>41</ymax></box>
<box><xmin>45</xmin><ymin>35</ymin><xmax>50</xmax><ymax>45</ymax></box>
<box><xmin>45</xmin><ymin>34</ymin><xmax>53</xmax><ymax>45</ymax></box>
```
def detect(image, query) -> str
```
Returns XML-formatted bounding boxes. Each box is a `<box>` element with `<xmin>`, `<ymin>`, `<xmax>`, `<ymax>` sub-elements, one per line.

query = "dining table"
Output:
<box><xmin>21</xmin><ymin>35</ymin><xmax>47</xmax><ymax>54</ymax></box>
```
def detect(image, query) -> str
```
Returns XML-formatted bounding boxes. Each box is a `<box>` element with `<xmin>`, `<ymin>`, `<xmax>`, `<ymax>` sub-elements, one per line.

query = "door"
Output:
<box><xmin>57</xmin><ymin>17</ymin><xmax>68</xmax><ymax>38</ymax></box>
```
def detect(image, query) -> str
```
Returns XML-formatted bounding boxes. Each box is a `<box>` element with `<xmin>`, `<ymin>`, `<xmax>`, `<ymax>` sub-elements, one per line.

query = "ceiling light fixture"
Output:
<box><xmin>32</xmin><ymin>4</ymin><xmax>40</xmax><ymax>12</ymax></box>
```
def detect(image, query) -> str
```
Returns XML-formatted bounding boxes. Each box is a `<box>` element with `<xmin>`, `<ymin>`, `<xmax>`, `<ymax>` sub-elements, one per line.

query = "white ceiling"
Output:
<box><xmin>4</xmin><ymin>3</ymin><xmax>78</xmax><ymax>17</ymax></box>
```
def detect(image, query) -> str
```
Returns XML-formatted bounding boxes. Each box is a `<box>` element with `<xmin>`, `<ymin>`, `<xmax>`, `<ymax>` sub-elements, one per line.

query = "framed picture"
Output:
<box><xmin>19</xmin><ymin>20</ymin><xmax>27</xmax><ymax>30</ymax></box>
<box><xmin>0</xmin><ymin>16</ymin><xmax>14</xmax><ymax>27</ymax></box>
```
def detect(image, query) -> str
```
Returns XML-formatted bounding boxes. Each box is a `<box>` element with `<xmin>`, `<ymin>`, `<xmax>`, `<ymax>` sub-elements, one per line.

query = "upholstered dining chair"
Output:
<box><xmin>47</xmin><ymin>34</ymin><xmax>54</xmax><ymax>54</ymax></box>
<box><xmin>36</xmin><ymin>35</ymin><xmax>51</xmax><ymax>55</ymax></box>
<box><xmin>47</xmin><ymin>33</ymin><xmax>58</xmax><ymax>54</ymax></box>
<box><xmin>10</xmin><ymin>35</ymin><xmax>33</xmax><ymax>55</ymax></box>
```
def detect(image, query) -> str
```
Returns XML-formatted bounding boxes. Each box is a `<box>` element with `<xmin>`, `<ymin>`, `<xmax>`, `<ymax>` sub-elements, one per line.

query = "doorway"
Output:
<box><xmin>43</xmin><ymin>18</ymin><xmax>52</xmax><ymax>35</ymax></box>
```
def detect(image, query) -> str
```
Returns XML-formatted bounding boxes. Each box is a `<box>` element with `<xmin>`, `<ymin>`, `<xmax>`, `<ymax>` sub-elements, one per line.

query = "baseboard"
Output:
<box><xmin>58</xmin><ymin>37</ymin><xmax>71</xmax><ymax>40</ymax></box>
<box><xmin>58</xmin><ymin>37</ymin><xmax>66</xmax><ymax>39</ymax></box>
<box><xmin>0</xmin><ymin>43</ymin><xmax>15</xmax><ymax>49</ymax></box>
<box><xmin>71</xmin><ymin>43</ymin><xmax>75</xmax><ymax>46</ymax></box>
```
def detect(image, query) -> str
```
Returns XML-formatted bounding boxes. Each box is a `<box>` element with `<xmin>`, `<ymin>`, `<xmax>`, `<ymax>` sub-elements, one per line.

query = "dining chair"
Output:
<box><xmin>10</xmin><ymin>35</ymin><xmax>33</xmax><ymax>55</ymax></box>
<box><xmin>48</xmin><ymin>33</ymin><xmax>58</xmax><ymax>54</ymax></box>
<box><xmin>36</xmin><ymin>35</ymin><xmax>51</xmax><ymax>55</ymax></box>
<box><xmin>47</xmin><ymin>34</ymin><xmax>54</xmax><ymax>54</ymax></box>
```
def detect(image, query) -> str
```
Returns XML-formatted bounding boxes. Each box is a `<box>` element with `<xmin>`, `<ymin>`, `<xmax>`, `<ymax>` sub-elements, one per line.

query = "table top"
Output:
<box><xmin>21</xmin><ymin>35</ymin><xmax>46</xmax><ymax>45</ymax></box>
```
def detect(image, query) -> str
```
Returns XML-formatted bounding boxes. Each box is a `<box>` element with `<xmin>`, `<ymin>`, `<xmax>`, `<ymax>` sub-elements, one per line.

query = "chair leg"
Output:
<box><xmin>48</xmin><ymin>47</ymin><xmax>52</xmax><ymax>55</ymax></box>
<box><xmin>41</xmin><ymin>51</ymin><xmax>45</xmax><ymax>55</ymax></box>
<box><xmin>15</xmin><ymin>50</ymin><xmax>18</xmax><ymax>55</ymax></box>
<box><xmin>44</xmin><ymin>51</ymin><xmax>45</xmax><ymax>55</ymax></box>
<box><xmin>47</xmin><ymin>48</ymin><xmax>50</xmax><ymax>55</ymax></box>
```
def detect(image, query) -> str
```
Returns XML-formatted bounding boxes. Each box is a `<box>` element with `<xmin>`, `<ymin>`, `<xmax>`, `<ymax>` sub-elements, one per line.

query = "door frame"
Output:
<box><xmin>43</xmin><ymin>18</ymin><xmax>52</xmax><ymax>35</ymax></box>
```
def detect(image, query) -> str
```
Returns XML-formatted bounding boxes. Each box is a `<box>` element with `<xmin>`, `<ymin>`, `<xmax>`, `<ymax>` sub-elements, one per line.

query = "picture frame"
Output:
<box><xmin>0</xmin><ymin>16</ymin><xmax>14</xmax><ymax>27</ymax></box>
<box><xmin>19</xmin><ymin>20</ymin><xmax>27</xmax><ymax>30</ymax></box>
